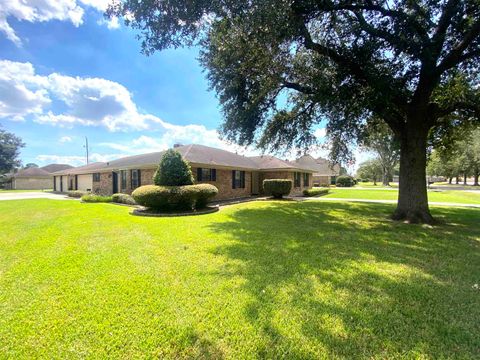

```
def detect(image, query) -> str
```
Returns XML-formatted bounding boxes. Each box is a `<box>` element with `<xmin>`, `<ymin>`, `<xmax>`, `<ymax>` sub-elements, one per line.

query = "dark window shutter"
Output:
<box><xmin>197</xmin><ymin>168</ymin><xmax>202</xmax><ymax>182</ymax></box>
<box><xmin>130</xmin><ymin>170</ymin><xmax>133</xmax><ymax>189</ymax></box>
<box><xmin>53</xmin><ymin>176</ymin><xmax>56</xmax><ymax>191</ymax></box>
<box><xmin>212</xmin><ymin>169</ymin><xmax>216</xmax><ymax>181</ymax></box>
<box><xmin>138</xmin><ymin>169</ymin><xmax>141</xmax><ymax>187</ymax></box>
<box><xmin>232</xmin><ymin>170</ymin><xmax>236</xmax><ymax>189</ymax></box>
<box><xmin>241</xmin><ymin>171</ymin><xmax>245</xmax><ymax>188</ymax></box>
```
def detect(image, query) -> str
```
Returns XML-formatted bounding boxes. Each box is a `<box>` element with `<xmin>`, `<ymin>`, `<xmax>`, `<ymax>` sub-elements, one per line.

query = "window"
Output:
<box><xmin>197</xmin><ymin>168</ymin><xmax>216</xmax><ymax>182</ymax></box>
<box><xmin>232</xmin><ymin>170</ymin><xmax>245</xmax><ymax>189</ymax></box>
<box><xmin>120</xmin><ymin>170</ymin><xmax>127</xmax><ymax>190</ymax></box>
<box><xmin>303</xmin><ymin>173</ymin><xmax>310</xmax><ymax>187</ymax></box>
<box><xmin>330</xmin><ymin>176</ymin><xmax>337</xmax><ymax>185</ymax></box>
<box><xmin>131</xmin><ymin>169</ymin><xmax>141</xmax><ymax>189</ymax></box>
<box><xmin>93</xmin><ymin>173</ymin><xmax>101</xmax><ymax>182</ymax></box>
<box><xmin>294</xmin><ymin>172</ymin><xmax>301</xmax><ymax>187</ymax></box>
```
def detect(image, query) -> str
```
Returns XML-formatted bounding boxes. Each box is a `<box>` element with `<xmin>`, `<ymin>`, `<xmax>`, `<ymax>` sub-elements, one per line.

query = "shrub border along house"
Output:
<box><xmin>263</xmin><ymin>179</ymin><xmax>293</xmax><ymax>199</ymax></box>
<box><xmin>131</xmin><ymin>150</ymin><xmax>219</xmax><ymax>216</ymax></box>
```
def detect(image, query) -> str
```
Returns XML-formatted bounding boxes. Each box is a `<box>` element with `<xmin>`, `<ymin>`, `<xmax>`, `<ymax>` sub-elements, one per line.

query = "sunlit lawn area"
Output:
<box><xmin>0</xmin><ymin>199</ymin><xmax>479</xmax><ymax>358</ymax></box>
<box><xmin>323</xmin><ymin>188</ymin><xmax>480</xmax><ymax>204</ymax></box>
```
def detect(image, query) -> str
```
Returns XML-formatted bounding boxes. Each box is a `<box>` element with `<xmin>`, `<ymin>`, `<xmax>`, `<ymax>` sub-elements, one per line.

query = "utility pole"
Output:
<box><xmin>84</xmin><ymin>137</ymin><xmax>89</xmax><ymax>164</ymax></box>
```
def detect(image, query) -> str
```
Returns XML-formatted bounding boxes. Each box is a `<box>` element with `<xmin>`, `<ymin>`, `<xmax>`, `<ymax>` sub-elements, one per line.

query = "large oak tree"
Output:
<box><xmin>109</xmin><ymin>0</ymin><xmax>480</xmax><ymax>223</ymax></box>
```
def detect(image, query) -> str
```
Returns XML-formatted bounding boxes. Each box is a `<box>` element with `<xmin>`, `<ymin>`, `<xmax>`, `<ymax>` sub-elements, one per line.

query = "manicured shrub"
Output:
<box><xmin>81</xmin><ymin>194</ymin><xmax>113</xmax><ymax>203</ymax></box>
<box><xmin>303</xmin><ymin>188</ymin><xmax>330</xmax><ymax>197</ymax></box>
<box><xmin>193</xmin><ymin>184</ymin><xmax>218</xmax><ymax>208</ymax></box>
<box><xmin>112</xmin><ymin>193</ymin><xmax>137</xmax><ymax>205</ymax></box>
<box><xmin>263</xmin><ymin>179</ymin><xmax>292</xmax><ymax>199</ymax></box>
<box><xmin>154</xmin><ymin>149</ymin><xmax>194</xmax><ymax>186</ymax></box>
<box><xmin>132</xmin><ymin>184</ymin><xmax>219</xmax><ymax>211</ymax></box>
<box><xmin>67</xmin><ymin>190</ymin><xmax>89</xmax><ymax>198</ymax></box>
<box><xmin>336</xmin><ymin>175</ymin><xmax>355</xmax><ymax>187</ymax></box>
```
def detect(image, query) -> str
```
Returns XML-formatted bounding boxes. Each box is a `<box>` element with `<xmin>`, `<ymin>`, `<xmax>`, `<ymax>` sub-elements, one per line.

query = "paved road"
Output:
<box><xmin>302</xmin><ymin>197</ymin><xmax>480</xmax><ymax>208</ymax></box>
<box><xmin>0</xmin><ymin>192</ymin><xmax>73</xmax><ymax>201</ymax></box>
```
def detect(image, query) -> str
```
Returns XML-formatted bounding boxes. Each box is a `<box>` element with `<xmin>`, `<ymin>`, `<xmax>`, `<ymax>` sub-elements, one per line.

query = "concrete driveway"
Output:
<box><xmin>0</xmin><ymin>192</ymin><xmax>73</xmax><ymax>201</ymax></box>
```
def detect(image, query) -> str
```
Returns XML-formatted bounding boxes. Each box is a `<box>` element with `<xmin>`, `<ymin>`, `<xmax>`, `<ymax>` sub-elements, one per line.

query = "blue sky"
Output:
<box><xmin>0</xmin><ymin>1</ymin><xmax>350</xmax><ymax>168</ymax></box>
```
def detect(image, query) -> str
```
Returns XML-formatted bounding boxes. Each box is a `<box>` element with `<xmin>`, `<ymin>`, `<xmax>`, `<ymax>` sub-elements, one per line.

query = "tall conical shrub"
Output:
<box><xmin>153</xmin><ymin>149</ymin><xmax>194</xmax><ymax>186</ymax></box>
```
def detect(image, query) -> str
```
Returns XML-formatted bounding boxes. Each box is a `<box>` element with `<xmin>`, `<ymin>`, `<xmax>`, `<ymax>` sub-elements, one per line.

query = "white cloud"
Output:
<box><xmin>59</xmin><ymin>136</ymin><xmax>73</xmax><ymax>143</ymax></box>
<box><xmin>0</xmin><ymin>0</ymin><xmax>119</xmax><ymax>45</ymax></box>
<box><xmin>0</xmin><ymin>60</ymin><xmax>262</xmax><ymax>163</ymax></box>
<box><xmin>0</xmin><ymin>60</ymin><xmax>50</xmax><ymax>120</ymax></box>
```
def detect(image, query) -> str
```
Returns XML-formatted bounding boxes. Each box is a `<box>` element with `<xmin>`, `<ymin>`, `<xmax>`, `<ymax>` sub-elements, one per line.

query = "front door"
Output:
<box><xmin>112</xmin><ymin>172</ymin><xmax>118</xmax><ymax>194</ymax></box>
<box><xmin>252</xmin><ymin>172</ymin><xmax>260</xmax><ymax>195</ymax></box>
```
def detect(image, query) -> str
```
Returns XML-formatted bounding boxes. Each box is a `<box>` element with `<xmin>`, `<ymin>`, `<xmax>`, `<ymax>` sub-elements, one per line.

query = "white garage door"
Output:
<box><xmin>77</xmin><ymin>174</ymin><xmax>93</xmax><ymax>191</ymax></box>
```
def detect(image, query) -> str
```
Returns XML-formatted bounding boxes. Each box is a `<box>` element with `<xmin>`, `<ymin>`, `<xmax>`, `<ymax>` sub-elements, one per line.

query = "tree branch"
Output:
<box><xmin>436</xmin><ymin>20</ymin><xmax>480</xmax><ymax>74</ymax></box>
<box><xmin>282</xmin><ymin>81</ymin><xmax>315</xmax><ymax>94</ymax></box>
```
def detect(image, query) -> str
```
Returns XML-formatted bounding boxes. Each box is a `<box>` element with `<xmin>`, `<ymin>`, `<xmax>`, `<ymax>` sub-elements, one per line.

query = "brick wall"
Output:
<box><xmin>260</xmin><ymin>171</ymin><xmax>312</xmax><ymax>196</ymax></box>
<box><xmin>92</xmin><ymin>172</ymin><xmax>112</xmax><ymax>195</ymax></box>
<box><xmin>312</xmin><ymin>175</ymin><xmax>332</xmax><ymax>186</ymax></box>
<box><xmin>192</xmin><ymin>167</ymin><xmax>252</xmax><ymax>200</ymax></box>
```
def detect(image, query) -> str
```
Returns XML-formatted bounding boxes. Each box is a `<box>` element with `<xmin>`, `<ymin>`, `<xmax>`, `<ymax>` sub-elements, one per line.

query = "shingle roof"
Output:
<box><xmin>55</xmin><ymin>144</ymin><xmax>316</xmax><ymax>175</ymax></box>
<box><xmin>294</xmin><ymin>155</ymin><xmax>340</xmax><ymax>175</ymax></box>
<box><xmin>249</xmin><ymin>155</ymin><xmax>313</xmax><ymax>172</ymax></box>
<box><xmin>52</xmin><ymin>162</ymin><xmax>107</xmax><ymax>175</ymax></box>
<box><xmin>41</xmin><ymin>164</ymin><xmax>74</xmax><ymax>173</ymax></box>
<box><xmin>13</xmin><ymin>167</ymin><xmax>51</xmax><ymax>178</ymax></box>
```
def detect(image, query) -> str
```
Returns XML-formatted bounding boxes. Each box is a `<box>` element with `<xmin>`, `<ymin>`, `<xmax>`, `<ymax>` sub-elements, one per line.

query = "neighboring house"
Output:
<box><xmin>4</xmin><ymin>164</ymin><xmax>73</xmax><ymax>190</ymax></box>
<box><xmin>53</xmin><ymin>144</ymin><xmax>314</xmax><ymax>200</ymax></box>
<box><xmin>294</xmin><ymin>155</ymin><xmax>340</xmax><ymax>186</ymax></box>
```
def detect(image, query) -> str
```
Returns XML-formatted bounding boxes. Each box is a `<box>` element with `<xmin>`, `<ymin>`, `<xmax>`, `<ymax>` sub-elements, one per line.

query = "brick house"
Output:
<box><xmin>294</xmin><ymin>155</ymin><xmax>341</xmax><ymax>186</ymax></box>
<box><xmin>52</xmin><ymin>144</ymin><xmax>314</xmax><ymax>200</ymax></box>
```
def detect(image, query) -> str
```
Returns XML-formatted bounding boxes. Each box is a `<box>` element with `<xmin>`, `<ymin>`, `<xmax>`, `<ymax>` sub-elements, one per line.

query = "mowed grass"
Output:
<box><xmin>0</xmin><ymin>200</ymin><xmax>479</xmax><ymax>359</ymax></box>
<box><xmin>323</xmin><ymin>188</ymin><xmax>480</xmax><ymax>204</ymax></box>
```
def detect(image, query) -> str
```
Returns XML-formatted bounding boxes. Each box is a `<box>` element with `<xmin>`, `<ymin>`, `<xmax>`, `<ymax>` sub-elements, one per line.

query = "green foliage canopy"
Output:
<box><xmin>154</xmin><ymin>149</ymin><xmax>194</xmax><ymax>186</ymax></box>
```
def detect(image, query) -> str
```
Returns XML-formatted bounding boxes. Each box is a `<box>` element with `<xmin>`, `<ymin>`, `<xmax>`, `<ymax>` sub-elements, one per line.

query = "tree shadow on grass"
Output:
<box><xmin>208</xmin><ymin>201</ymin><xmax>480</xmax><ymax>358</ymax></box>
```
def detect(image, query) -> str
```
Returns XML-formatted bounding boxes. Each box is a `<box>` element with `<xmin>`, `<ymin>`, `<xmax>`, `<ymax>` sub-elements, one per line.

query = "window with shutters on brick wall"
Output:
<box><xmin>131</xmin><ymin>169</ymin><xmax>141</xmax><ymax>189</ymax></box>
<box><xmin>303</xmin><ymin>173</ymin><xmax>310</xmax><ymax>187</ymax></box>
<box><xmin>197</xmin><ymin>168</ymin><xmax>216</xmax><ymax>182</ymax></box>
<box><xmin>294</xmin><ymin>172</ymin><xmax>301</xmax><ymax>187</ymax></box>
<box><xmin>232</xmin><ymin>170</ymin><xmax>245</xmax><ymax>189</ymax></box>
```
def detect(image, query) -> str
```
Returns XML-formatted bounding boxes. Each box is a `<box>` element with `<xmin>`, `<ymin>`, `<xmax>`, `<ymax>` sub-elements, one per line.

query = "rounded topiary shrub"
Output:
<box><xmin>336</xmin><ymin>175</ymin><xmax>355</xmax><ymax>187</ymax></box>
<box><xmin>154</xmin><ymin>149</ymin><xmax>194</xmax><ymax>186</ymax></box>
<box><xmin>132</xmin><ymin>184</ymin><xmax>218</xmax><ymax>211</ymax></box>
<box><xmin>132</xmin><ymin>185</ymin><xmax>172</xmax><ymax>210</ymax></box>
<box><xmin>263</xmin><ymin>179</ymin><xmax>293</xmax><ymax>199</ymax></box>
<box><xmin>192</xmin><ymin>184</ymin><xmax>218</xmax><ymax>208</ymax></box>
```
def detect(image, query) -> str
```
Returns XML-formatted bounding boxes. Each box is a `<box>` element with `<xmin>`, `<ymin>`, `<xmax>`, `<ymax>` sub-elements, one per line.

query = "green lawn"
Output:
<box><xmin>0</xmin><ymin>200</ymin><xmax>479</xmax><ymax>358</ymax></box>
<box><xmin>323</xmin><ymin>188</ymin><xmax>480</xmax><ymax>204</ymax></box>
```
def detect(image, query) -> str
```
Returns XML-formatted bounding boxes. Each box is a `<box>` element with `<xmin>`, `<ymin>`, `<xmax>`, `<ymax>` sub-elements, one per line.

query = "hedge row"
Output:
<box><xmin>263</xmin><ymin>179</ymin><xmax>292</xmax><ymax>199</ymax></box>
<box><xmin>81</xmin><ymin>194</ymin><xmax>113</xmax><ymax>203</ymax></box>
<box><xmin>303</xmin><ymin>188</ymin><xmax>330</xmax><ymax>197</ymax></box>
<box><xmin>132</xmin><ymin>184</ymin><xmax>218</xmax><ymax>210</ymax></box>
<box><xmin>67</xmin><ymin>190</ymin><xmax>89</xmax><ymax>198</ymax></box>
<box><xmin>112</xmin><ymin>193</ymin><xmax>137</xmax><ymax>205</ymax></box>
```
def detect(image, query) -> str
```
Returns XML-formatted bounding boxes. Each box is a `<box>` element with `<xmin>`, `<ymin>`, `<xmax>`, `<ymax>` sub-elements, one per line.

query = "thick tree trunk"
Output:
<box><xmin>448</xmin><ymin>177</ymin><xmax>453</xmax><ymax>184</ymax></box>
<box><xmin>392</xmin><ymin>125</ymin><xmax>434</xmax><ymax>224</ymax></box>
<box><xmin>463</xmin><ymin>173</ymin><xmax>467</xmax><ymax>185</ymax></box>
<box><xmin>456</xmin><ymin>176</ymin><xmax>459</xmax><ymax>184</ymax></box>
<box><xmin>474</xmin><ymin>172</ymin><xmax>479</xmax><ymax>186</ymax></box>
